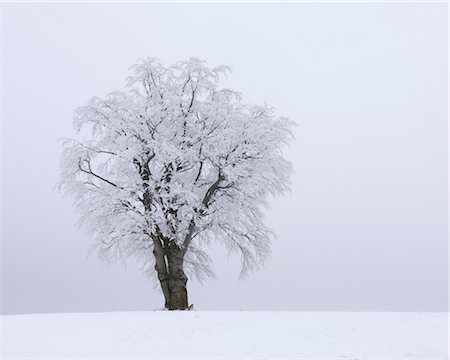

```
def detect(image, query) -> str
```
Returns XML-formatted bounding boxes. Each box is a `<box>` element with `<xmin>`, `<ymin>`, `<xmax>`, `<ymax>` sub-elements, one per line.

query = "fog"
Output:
<box><xmin>2</xmin><ymin>2</ymin><xmax>447</xmax><ymax>314</ymax></box>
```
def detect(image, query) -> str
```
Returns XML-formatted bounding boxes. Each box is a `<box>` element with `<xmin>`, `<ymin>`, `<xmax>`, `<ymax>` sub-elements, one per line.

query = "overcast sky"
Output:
<box><xmin>2</xmin><ymin>2</ymin><xmax>448</xmax><ymax>314</ymax></box>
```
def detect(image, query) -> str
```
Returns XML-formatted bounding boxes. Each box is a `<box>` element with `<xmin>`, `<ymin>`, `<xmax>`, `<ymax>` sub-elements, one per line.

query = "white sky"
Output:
<box><xmin>2</xmin><ymin>2</ymin><xmax>448</xmax><ymax>314</ymax></box>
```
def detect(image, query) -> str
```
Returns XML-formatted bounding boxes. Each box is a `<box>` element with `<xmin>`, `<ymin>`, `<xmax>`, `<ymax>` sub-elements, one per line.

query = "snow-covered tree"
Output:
<box><xmin>59</xmin><ymin>58</ymin><xmax>294</xmax><ymax>310</ymax></box>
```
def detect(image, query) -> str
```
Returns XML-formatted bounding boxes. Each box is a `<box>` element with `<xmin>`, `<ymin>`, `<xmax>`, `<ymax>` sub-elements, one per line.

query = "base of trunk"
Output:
<box><xmin>167</xmin><ymin>285</ymin><xmax>188</xmax><ymax>310</ymax></box>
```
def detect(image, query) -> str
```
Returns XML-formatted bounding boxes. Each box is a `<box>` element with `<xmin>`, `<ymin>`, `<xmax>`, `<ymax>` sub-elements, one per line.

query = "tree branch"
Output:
<box><xmin>78</xmin><ymin>159</ymin><xmax>123</xmax><ymax>189</ymax></box>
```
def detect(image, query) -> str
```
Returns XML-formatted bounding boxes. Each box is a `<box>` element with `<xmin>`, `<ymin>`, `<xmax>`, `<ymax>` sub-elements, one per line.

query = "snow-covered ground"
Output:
<box><xmin>1</xmin><ymin>311</ymin><xmax>448</xmax><ymax>359</ymax></box>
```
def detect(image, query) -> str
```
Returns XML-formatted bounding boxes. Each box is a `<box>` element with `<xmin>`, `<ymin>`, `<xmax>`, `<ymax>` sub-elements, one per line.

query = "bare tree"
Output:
<box><xmin>59</xmin><ymin>58</ymin><xmax>294</xmax><ymax>310</ymax></box>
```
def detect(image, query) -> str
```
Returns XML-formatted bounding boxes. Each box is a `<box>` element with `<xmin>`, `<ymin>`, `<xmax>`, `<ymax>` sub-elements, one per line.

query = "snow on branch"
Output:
<box><xmin>60</xmin><ymin>57</ymin><xmax>294</xmax><ymax>281</ymax></box>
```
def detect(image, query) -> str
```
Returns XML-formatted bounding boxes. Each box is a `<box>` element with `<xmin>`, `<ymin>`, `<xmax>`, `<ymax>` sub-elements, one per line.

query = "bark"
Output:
<box><xmin>152</xmin><ymin>237</ymin><xmax>171</xmax><ymax>308</ymax></box>
<box><xmin>152</xmin><ymin>236</ymin><xmax>189</xmax><ymax>310</ymax></box>
<box><xmin>166</xmin><ymin>242</ymin><xmax>189</xmax><ymax>310</ymax></box>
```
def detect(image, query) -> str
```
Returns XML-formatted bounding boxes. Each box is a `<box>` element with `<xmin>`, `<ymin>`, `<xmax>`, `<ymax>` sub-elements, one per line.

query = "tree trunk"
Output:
<box><xmin>152</xmin><ymin>242</ymin><xmax>171</xmax><ymax>309</ymax></box>
<box><xmin>153</xmin><ymin>238</ymin><xmax>189</xmax><ymax>310</ymax></box>
<box><xmin>166</xmin><ymin>242</ymin><xmax>189</xmax><ymax>310</ymax></box>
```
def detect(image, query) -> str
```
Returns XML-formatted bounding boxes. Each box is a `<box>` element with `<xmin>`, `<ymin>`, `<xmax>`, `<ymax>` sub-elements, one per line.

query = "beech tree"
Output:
<box><xmin>59</xmin><ymin>58</ymin><xmax>294</xmax><ymax>310</ymax></box>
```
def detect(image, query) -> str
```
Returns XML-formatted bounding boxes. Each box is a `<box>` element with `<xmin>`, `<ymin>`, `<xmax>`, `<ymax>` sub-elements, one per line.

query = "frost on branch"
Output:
<box><xmin>59</xmin><ymin>57</ymin><xmax>294</xmax><ymax>285</ymax></box>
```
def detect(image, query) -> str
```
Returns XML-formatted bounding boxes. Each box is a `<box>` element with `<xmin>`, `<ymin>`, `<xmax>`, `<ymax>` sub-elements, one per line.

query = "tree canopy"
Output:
<box><xmin>60</xmin><ymin>57</ymin><xmax>294</xmax><ymax>307</ymax></box>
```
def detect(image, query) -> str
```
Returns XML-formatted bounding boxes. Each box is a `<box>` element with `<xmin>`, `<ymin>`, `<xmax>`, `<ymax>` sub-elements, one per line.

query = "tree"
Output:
<box><xmin>59</xmin><ymin>57</ymin><xmax>294</xmax><ymax>310</ymax></box>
